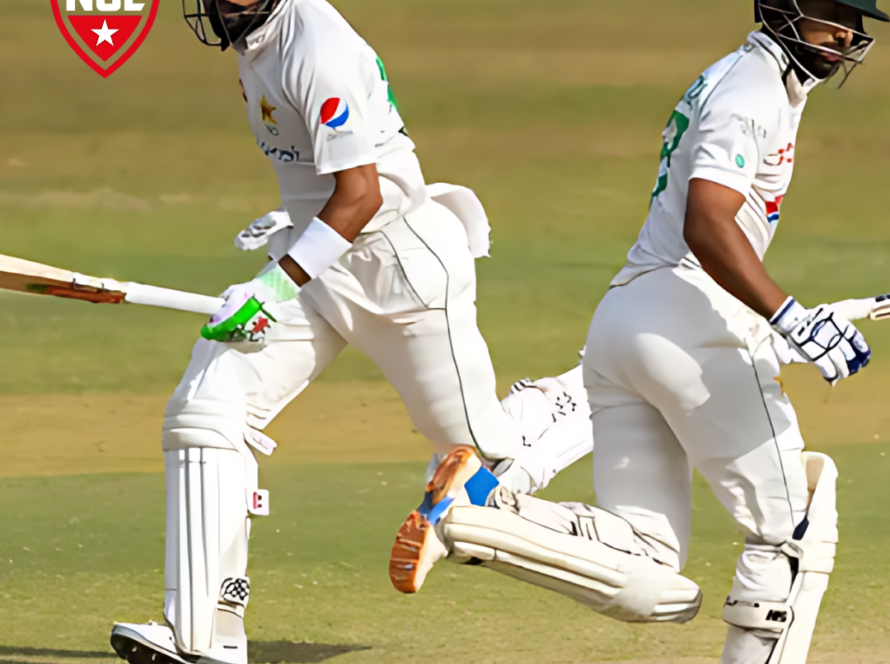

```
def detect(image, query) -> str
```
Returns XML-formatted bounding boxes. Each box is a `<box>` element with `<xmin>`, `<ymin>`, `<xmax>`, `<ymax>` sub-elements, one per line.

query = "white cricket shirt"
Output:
<box><xmin>236</xmin><ymin>0</ymin><xmax>427</xmax><ymax>235</ymax></box>
<box><xmin>613</xmin><ymin>32</ymin><xmax>818</xmax><ymax>286</ymax></box>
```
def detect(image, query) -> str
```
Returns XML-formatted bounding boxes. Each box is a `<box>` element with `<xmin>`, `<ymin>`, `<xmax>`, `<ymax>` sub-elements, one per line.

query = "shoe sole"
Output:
<box><xmin>111</xmin><ymin>633</ymin><xmax>190</xmax><ymax>664</ymax></box>
<box><xmin>389</xmin><ymin>447</ymin><xmax>483</xmax><ymax>594</ymax></box>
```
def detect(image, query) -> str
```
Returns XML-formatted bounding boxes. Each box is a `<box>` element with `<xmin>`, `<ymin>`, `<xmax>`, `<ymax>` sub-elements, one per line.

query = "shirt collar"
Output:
<box><xmin>746</xmin><ymin>30</ymin><xmax>820</xmax><ymax>106</ymax></box>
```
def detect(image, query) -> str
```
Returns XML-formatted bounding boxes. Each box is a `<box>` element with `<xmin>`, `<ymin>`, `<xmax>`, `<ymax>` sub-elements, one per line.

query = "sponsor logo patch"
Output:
<box><xmin>764</xmin><ymin>143</ymin><xmax>795</xmax><ymax>167</ymax></box>
<box><xmin>260</xmin><ymin>95</ymin><xmax>279</xmax><ymax>135</ymax></box>
<box><xmin>765</xmin><ymin>194</ymin><xmax>785</xmax><ymax>225</ymax></box>
<box><xmin>320</xmin><ymin>98</ymin><xmax>350</xmax><ymax>129</ymax></box>
<box><xmin>256</xmin><ymin>140</ymin><xmax>302</xmax><ymax>163</ymax></box>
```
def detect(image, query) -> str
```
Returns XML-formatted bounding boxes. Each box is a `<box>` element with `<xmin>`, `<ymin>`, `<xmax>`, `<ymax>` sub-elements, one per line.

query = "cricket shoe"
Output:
<box><xmin>389</xmin><ymin>446</ymin><xmax>500</xmax><ymax>593</ymax></box>
<box><xmin>111</xmin><ymin>622</ymin><xmax>245</xmax><ymax>664</ymax></box>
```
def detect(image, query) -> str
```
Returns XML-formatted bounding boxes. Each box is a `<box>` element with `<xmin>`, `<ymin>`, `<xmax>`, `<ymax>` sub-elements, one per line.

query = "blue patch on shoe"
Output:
<box><xmin>414</xmin><ymin>466</ymin><xmax>499</xmax><ymax>526</ymax></box>
<box><xmin>416</xmin><ymin>491</ymin><xmax>436</xmax><ymax>519</ymax></box>
<box><xmin>464</xmin><ymin>466</ymin><xmax>499</xmax><ymax>506</ymax></box>
<box><xmin>426</xmin><ymin>496</ymin><xmax>455</xmax><ymax>525</ymax></box>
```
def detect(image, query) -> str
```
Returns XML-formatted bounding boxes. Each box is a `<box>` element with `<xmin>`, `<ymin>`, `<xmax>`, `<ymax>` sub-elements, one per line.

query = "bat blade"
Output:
<box><xmin>0</xmin><ymin>254</ymin><xmax>125</xmax><ymax>304</ymax></box>
<box><xmin>0</xmin><ymin>253</ymin><xmax>222</xmax><ymax>315</ymax></box>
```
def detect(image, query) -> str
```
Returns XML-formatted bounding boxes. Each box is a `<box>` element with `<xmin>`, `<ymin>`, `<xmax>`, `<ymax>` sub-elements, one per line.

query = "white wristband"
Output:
<box><xmin>286</xmin><ymin>217</ymin><xmax>353</xmax><ymax>280</ymax></box>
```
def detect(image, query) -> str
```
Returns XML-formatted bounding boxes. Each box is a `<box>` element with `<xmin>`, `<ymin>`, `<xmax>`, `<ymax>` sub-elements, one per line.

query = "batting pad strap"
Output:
<box><xmin>220</xmin><ymin>577</ymin><xmax>250</xmax><ymax>608</ymax></box>
<box><xmin>723</xmin><ymin>598</ymin><xmax>791</xmax><ymax>634</ymax></box>
<box><xmin>287</xmin><ymin>217</ymin><xmax>352</xmax><ymax>280</ymax></box>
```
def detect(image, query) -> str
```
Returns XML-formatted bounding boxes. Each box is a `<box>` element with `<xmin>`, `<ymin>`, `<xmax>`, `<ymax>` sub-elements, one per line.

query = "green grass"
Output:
<box><xmin>1</xmin><ymin>443</ymin><xmax>888</xmax><ymax>663</ymax></box>
<box><xmin>3</xmin><ymin>0</ymin><xmax>890</xmax><ymax>661</ymax></box>
<box><xmin>5</xmin><ymin>0</ymin><xmax>890</xmax><ymax>393</ymax></box>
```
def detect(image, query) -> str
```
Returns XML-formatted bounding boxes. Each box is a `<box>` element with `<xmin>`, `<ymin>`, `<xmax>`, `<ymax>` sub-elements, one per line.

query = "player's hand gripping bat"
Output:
<box><xmin>0</xmin><ymin>253</ymin><xmax>223</xmax><ymax>315</ymax></box>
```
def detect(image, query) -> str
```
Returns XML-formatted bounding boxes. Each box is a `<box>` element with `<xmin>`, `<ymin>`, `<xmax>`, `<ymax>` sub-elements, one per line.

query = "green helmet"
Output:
<box><xmin>821</xmin><ymin>0</ymin><xmax>888</xmax><ymax>20</ymax></box>
<box><xmin>756</xmin><ymin>0</ymin><xmax>889</xmax><ymax>83</ymax></box>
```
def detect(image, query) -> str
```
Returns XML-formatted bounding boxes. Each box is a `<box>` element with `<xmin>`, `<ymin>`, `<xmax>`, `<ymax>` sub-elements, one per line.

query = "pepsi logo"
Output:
<box><xmin>320</xmin><ymin>98</ymin><xmax>350</xmax><ymax>129</ymax></box>
<box><xmin>765</xmin><ymin>195</ymin><xmax>784</xmax><ymax>225</ymax></box>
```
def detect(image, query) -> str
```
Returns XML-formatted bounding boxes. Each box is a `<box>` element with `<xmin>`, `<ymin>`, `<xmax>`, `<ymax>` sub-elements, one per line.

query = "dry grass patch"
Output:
<box><xmin>0</xmin><ymin>380</ymin><xmax>431</xmax><ymax>478</ymax></box>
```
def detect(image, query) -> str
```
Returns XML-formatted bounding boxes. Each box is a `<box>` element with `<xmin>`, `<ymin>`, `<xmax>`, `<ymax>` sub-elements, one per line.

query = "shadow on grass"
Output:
<box><xmin>251</xmin><ymin>641</ymin><xmax>370</xmax><ymax>663</ymax></box>
<box><xmin>0</xmin><ymin>641</ymin><xmax>370</xmax><ymax>664</ymax></box>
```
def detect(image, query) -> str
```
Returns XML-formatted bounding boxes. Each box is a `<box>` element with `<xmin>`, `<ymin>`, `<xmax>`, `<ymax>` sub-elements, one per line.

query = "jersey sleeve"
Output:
<box><xmin>283</xmin><ymin>37</ymin><xmax>377</xmax><ymax>175</ymax></box>
<box><xmin>689</xmin><ymin>81</ymin><xmax>777</xmax><ymax>196</ymax></box>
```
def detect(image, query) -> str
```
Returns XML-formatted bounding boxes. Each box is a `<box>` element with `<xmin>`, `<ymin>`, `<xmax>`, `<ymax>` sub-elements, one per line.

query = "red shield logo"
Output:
<box><xmin>52</xmin><ymin>0</ymin><xmax>159</xmax><ymax>79</ymax></box>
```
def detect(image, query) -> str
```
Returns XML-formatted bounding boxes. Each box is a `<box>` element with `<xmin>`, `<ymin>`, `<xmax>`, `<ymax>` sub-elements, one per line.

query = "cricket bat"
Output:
<box><xmin>0</xmin><ymin>253</ymin><xmax>223</xmax><ymax>316</ymax></box>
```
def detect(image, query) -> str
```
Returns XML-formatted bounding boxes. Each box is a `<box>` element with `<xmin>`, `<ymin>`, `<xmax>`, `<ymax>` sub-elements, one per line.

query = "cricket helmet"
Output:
<box><xmin>183</xmin><ymin>0</ymin><xmax>278</xmax><ymax>50</ymax></box>
<box><xmin>755</xmin><ymin>0</ymin><xmax>889</xmax><ymax>83</ymax></box>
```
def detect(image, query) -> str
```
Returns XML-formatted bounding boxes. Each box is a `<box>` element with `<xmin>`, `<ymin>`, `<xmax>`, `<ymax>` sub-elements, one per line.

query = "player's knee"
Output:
<box><xmin>164</xmin><ymin>397</ymin><xmax>247</xmax><ymax>453</ymax></box>
<box><xmin>164</xmin><ymin>344</ymin><xmax>251</xmax><ymax>453</ymax></box>
<box><xmin>607</xmin><ymin>553</ymin><xmax>702</xmax><ymax>623</ymax></box>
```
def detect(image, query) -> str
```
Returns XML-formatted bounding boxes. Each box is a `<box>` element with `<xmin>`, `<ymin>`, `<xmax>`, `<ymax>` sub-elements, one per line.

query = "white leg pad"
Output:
<box><xmin>721</xmin><ymin>453</ymin><xmax>839</xmax><ymax>664</ymax></box>
<box><xmin>163</xmin><ymin>442</ymin><xmax>253</xmax><ymax>664</ymax></box>
<box><xmin>441</xmin><ymin>491</ymin><xmax>701</xmax><ymax>623</ymax></box>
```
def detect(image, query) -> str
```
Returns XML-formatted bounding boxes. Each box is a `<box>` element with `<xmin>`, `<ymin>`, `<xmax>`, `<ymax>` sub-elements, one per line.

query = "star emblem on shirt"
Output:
<box><xmin>260</xmin><ymin>96</ymin><xmax>277</xmax><ymax>125</ymax></box>
<box><xmin>92</xmin><ymin>20</ymin><xmax>119</xmax><ymax>46</ymax></box>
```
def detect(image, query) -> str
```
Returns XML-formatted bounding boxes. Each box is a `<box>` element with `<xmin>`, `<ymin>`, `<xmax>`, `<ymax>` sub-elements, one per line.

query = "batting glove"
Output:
<box><xmin>201</xmin><ymin>262</ymin><xmax>300</xmax><ymax>344</ymax></box>
<box><xmin>234</xmin><ymin>209</ymin><xmax>292</xmax><ymax>252</ymax></box>
<box><xmin>770</xmin><ymin>296</ymin><xmax>871</xmax><ymax>384</ymax></box>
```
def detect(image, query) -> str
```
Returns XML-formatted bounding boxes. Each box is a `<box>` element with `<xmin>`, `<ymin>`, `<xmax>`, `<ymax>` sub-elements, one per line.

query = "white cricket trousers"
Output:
<box><xmin>584</xmin><ymin>266</ymin><xmax>810</xmax><ymax>608</ymax></box>
<box><xmin>166</xmin><ymin>199</ymin><xmax>525</xmax><ymax>461</ymax></box>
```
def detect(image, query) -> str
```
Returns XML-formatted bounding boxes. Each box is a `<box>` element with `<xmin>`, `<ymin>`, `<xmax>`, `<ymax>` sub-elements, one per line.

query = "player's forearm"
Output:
<box><xmin>318</xmin><ymin>164</ymin><xmax>384</xmax><ymax>241</ymax></box>
<box><xmin>690</xmin><ymin>222</ymin><xmax>787</xmax><ymax>319</ymax></box>
<box><xmin>684</xmin><ymin>178</ymin><xmax>787</xmax><ymax>319</ymax></box>
<box><xmin>279</xmin><ymin>164</ymin><xmax>383</xmax><ymax>286</ymax></box>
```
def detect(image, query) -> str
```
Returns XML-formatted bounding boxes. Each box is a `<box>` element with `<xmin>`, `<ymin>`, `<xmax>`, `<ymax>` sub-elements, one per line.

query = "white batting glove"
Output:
<box><xmin>234</xmin><ymin>209</ymin><xmax>293</xmax><ymax>252</ymax></box>
<box><xmin>201</xmin><ymin>263</ymin><xmax>300</xmax><ymax>344</ymax></box>
<box><xmin>770</xmin><ymin>297</ymin><xmax>871</xmax><ymax>384</ymax></box>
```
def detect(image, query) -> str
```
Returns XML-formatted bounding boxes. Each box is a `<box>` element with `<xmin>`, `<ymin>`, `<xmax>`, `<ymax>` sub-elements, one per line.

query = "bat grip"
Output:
<box><xmin>124</xmin><ymin>283</ymin><xmax>224</xmax><ymax>316</ymax></box>
<box><xmin>830</xmin><ymin>298</ymin><xmax>876</xmax><ymax>321</ymax></box>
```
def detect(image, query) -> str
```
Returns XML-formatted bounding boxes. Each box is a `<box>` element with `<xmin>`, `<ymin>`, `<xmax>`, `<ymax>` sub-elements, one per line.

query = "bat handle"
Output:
<box><xmin>124</xmin><ymin>283</ymin><xmax>224</xmax><ymax>316</ymax></box>
<box><xmin>830</xmin><ymin>298</ymin><xmax>877</xmax><ymax>321</ymax></box>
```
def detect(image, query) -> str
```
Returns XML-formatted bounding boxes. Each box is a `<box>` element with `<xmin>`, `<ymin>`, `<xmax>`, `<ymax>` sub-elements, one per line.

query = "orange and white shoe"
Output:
<box><xmin>389</xmin><ymin>446</ymin><xmax>500</xmax><ymax>594</ymax></box>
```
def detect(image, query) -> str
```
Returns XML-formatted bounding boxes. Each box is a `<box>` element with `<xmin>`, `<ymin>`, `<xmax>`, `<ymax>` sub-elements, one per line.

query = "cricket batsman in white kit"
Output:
<box><xmin>108</xmin><ymin>1</ymin><xmax>593</xmax><ymax>663</ymax></box>
<box><xmin>389</xmin><ymin>2</ymin><xmax>884</xmax><ymax>663</ymax></box>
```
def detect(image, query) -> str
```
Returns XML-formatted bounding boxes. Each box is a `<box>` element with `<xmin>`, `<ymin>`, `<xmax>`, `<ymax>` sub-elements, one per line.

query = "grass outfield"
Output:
<box><xmin>1</xmin><ymin>442</ymin><xmax>889</xmax><ymax>664</ymax></box>
<box><xmin>2</xmin><ymin>0</ymin><xmax>890</xmax><ymax>662</ymax></box>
